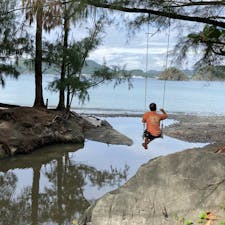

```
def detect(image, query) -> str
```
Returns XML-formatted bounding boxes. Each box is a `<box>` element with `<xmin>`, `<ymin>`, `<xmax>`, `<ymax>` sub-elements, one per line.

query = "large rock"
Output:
<box><xmin>0</xmin><ymin>107</ymin><xmax>132</xmax><ymax>158</ymax></box>
<box><xmin>80</xmin><ymin>145</ymin><xmax>225</xmax><ymax>225</ymax></box>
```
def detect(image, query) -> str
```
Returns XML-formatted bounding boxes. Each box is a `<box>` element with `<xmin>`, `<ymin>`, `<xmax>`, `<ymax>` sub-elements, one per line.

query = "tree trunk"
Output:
<box><xmin>33</xmin><ymin>0</ymin><xmax>45</xmax><ymax>108</ymax></box>
<box><xmin>57</xmin><ymin>9</ymin><xmax>69</xmax><ymax>111</ymax></box>
<box><xmin>66</xmin><ymin>85</ymin><xmax>70</xmax><ymax>111</ymax></box>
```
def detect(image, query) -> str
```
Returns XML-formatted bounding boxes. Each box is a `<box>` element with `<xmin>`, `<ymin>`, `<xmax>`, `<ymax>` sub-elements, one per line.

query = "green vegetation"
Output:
<box><xmin>219</xmin><ymin>196</ymin><xmax>225</xmax><ymax>210</ymax></box>
<box><xmin>158</xmin><ymin>67</ymin><xmax>189</xmax><ymax>81</ymax></box>
<box><xmin>173</xmin><ymin>209</ymin><xmax>225</xmax><ymax>225</ymax></box>
<box><xmin>197</xmin><ymin>211</ymin><xmax>208</xmax><ymax>224</ymax></box>
<box><xmin>0</xmin><ymin>0</ymin><xmax>30</xmax><ymax>88</ymax></box>
<box><xmin>175</xmin><ymin>25</ymin><xmax>225</xmax><ymax>69</ymax></box>
<box><xmin>198</xmin><ymin>211</ymin><xmax>207</xmax><ymax>219</ymax></box>
<box><xmin>193</xmin><ymin>65</ymin><xmax>225</xmax><ymax>81</ymax></box>
<box><xmin>184</xmin><ymin>220</ymin><xmax>193</xmax><ymax>225</ymax></box>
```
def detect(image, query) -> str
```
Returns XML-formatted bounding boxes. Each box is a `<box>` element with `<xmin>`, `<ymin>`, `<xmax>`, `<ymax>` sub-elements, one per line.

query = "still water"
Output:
<box><xmin>0</xmin><ymin>117</ymin><xmax>206</xmax><ymax>225</ymax></box>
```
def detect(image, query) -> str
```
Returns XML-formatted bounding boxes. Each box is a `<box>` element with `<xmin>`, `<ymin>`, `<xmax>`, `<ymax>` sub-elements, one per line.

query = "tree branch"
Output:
<box><xmin>85</xmin><ymin>0</ymin><xmax>225</xmax><ymax>28</ymax></box>
<box><xmin>170</xmin><ymin>0</ymin><xmax>225</xmax><ymax>7</ymax></box>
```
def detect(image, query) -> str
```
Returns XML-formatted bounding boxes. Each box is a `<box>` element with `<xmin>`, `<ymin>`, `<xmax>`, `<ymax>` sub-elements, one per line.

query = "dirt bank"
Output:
<box><xmin>0</xmin><ymin>107</ymin><xmax>133</xmax><ymax>158</ymax></box>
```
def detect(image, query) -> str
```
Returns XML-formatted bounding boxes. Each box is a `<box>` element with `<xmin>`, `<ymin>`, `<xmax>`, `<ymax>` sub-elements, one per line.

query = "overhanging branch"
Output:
<box><xmin>85</xmin><ymin>0</ymin><xmax>225</xmax><ymax>29</ymax></box>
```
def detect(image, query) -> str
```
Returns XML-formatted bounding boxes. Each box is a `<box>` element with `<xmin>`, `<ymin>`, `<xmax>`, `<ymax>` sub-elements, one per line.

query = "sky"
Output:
<box><xmin>88</xmin><ymin>24</ymin><xmax>176</xmax><ymax>71</ymax></box>
<box><xmin>85</xmin><ymin>21</ymin><xmax>199</xmax><ymax>71</ymax></box>
<box><xmin>47</xmin><ymin>13</ymin><xmax>202</xmax><ymax>72</ymax></box>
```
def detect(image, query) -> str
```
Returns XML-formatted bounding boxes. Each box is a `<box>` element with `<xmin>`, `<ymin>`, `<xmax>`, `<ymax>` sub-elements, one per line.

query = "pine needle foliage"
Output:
<box><xmin>47</xmin><ymin>17</ymin><xmax>132</xmax><ymax>110</ymax></box>
<box><xmin>0</xmin><ymin>0</ymin><xmax>30</xmax><ymax>88</ymax></box>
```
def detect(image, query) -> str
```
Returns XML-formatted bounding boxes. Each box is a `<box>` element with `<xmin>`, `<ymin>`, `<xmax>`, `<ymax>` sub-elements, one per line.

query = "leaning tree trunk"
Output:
<box><xmin>33</xmin><ymin>0</ymin><xmax>45</xmax><ymax>109</ymax></box>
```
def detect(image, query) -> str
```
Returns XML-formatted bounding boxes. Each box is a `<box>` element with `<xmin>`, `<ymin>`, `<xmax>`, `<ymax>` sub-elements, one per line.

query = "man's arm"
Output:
<box><xmin>160</xmin><ymin>108</ymin><xmax>167</xmax><ymax>114</ymax></box>
<box><xmin>160</xmin><ymin>108</ymin><xmax>168</xmax><ymax>119</ymax></box>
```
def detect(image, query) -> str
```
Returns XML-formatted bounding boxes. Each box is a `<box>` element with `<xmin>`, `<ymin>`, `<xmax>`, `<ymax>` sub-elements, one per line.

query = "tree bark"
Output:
<box><xmin>33</xmin><ymin>0</ymin><xmax>45</xmax><ymax>108</ymax></box>
<box><xmin>57</xmin><ymin>6</ymin><xmax>69</xmax><ymax>111</ymax></box>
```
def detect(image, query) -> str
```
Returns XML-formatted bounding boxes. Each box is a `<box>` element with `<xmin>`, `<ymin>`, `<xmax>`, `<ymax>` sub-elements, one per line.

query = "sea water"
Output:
<box><xmin>1</xmin><ymin>74</ymin><xmax>225</xmax><ymax>115</ymax></box>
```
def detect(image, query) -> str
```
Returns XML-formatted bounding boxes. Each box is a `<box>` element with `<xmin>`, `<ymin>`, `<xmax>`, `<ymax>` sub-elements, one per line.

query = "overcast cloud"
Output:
<box><xmin>49</xmin><ymin>15</ymin><xmax>201</xmax><ymax>72</ymax></box>
<box><xmin>84</xmin><ymin>19</ymin><xmax>202</xmax><ymax>71</ymax></box>
<box><xmin>86</xmin><ymin>23</ymin><xmax>181</xmax><ymax>71</ymax></box>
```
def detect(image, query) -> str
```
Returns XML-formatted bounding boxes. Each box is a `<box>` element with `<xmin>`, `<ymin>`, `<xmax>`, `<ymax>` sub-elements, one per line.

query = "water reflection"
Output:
<box><xmin>0</xmin><ymin>144</ymin><xmax>129</xmax><ymax>225</ymax></box>
<box><xmin>0</xmin><ymin>117</ymin><xmax>206</xmax><ymax>225</ymax></box>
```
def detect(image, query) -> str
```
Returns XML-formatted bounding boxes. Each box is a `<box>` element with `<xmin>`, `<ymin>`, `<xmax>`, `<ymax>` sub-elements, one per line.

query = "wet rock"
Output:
<box><xmin>80</xmin><ymin>145</ymin><xmax>225</xmax><ymax>225</ymax></box>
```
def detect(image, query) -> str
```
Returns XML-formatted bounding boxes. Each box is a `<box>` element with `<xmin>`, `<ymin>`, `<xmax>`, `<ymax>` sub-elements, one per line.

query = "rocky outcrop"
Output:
<box><xmin>157</xmin><ymin>67</ymin><xmax>189</xmax><ymax>81</ymax></box>
<box><xmin>0</xmin><ymin>107</ymin><xmax>132</xmax><ymax>158</ymax></box>
<box><xmin>80</xmin><ymin>145</ymin><xmax>225</xmax><ymax>225</ymax></box>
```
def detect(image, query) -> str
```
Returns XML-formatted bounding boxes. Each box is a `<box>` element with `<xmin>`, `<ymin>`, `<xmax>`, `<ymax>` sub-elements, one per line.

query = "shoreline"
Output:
<box><xmin>84</xmin><ymin>112</ymin><xmax>225</xmax><ymax>144</ymax></box>
<box><xmin>0</xmin><ymin>103</ymin><xmax>225</xmax><ymax>154</ymax></box>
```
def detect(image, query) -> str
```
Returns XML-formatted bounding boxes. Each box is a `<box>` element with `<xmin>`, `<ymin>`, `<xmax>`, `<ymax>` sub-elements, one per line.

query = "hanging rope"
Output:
<box><xmin>162</xmin><ymin>18</ymin><xmax>171</xmax><ymax>109</ymax></box>
<box><xmin>161</xmin><ymin>18</ymin><xmax>171</xmax><ymax>135</ymax></box>
<box><xmin>143</xmin><ymin>15</ymin><xmax>171</xmax><ymax>137</ymax></box>
<box><xmin>143</xmin><ymin>16</ymin><xmax>151</xmax><ymax>138</ymax></box>
<box><xmin>144</xmin><ymin>16</ymin><xmax>150</xmax><ymax>111</ymax></box>
<box><xmin>144</xmin><ymin>16</ymin><xmax>171</xmax><ymax>111</ymax></box>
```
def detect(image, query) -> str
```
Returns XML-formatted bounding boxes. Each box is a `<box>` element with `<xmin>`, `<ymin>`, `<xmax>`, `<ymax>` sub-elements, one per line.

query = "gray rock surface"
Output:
<box><xmin>165</xmin><ymin>114</ymin><xmax>225</xmax><ymax>143</ymax></box>
<box><xmin>80</xmin><ymin>145</ymin><xmax>225</xmax><ymax>225</ymax></box>
<box><xmin>83</xmin><ymin>116</ymin><xmax>133</xmax><ymax>146</ymax></box>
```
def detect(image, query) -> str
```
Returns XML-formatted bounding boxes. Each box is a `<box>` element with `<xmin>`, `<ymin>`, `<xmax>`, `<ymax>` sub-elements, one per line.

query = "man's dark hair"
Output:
<box><xmin>149</xmin><ymin>103</ymin><xmax>157</xmax><ymax>111</ymax></box>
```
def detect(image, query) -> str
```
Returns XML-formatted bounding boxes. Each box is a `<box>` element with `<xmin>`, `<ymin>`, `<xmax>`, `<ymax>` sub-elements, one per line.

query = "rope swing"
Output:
<box><xmin>162</xmin><ymin>17</ymin><xmax>171</xmax><ymax>109</ymax></box>
<box><xmin>144</xmin><ymin>15</ymin><xmax>171</xmax><ymax>136</ymax></box>
<box><xmin>144</xmin><ymin>15</ymin><xmax>151</xmax><ymax>111</ymax></box>
<box><xmin>161</xmin><ymin>17</ymin><xmax>171</xmax><ymax>134</ymax></box>
<box><xmin>144</xmin><ymin>16</ymin><xmax>171</xmax><ymax>110</ymax></box>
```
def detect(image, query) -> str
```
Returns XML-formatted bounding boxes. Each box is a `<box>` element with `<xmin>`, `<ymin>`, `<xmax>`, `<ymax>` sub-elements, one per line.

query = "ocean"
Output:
<box><xmin>1</xmin><ymin>74</ymin><xmax>225</xmax><ymax>115</ymax></box>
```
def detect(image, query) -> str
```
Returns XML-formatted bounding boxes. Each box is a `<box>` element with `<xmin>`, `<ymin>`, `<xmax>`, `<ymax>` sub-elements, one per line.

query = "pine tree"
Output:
<box><xmin>0</xmin><ymin>0</ymin><xmax>30</xmax><ymax>88</ymax></box>
<box><xmin>22</xmin><ymin>0</ymin><xmax>62</xmax><ymax>108</ymax></box>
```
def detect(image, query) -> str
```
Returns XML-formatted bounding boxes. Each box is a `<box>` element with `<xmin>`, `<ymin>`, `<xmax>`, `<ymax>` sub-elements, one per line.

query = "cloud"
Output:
<box><xmin>88</xmin><ymin>23</ymin><xmax>180</xmax><ymax>71</ymax></box>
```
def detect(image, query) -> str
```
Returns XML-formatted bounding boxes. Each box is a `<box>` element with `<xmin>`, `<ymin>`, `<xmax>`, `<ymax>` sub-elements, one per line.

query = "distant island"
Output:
<box><xmin>157</xmin><ymin>67</ymin><xmax>189</xmax><ymax>81</ymax></box>
<box><xmin>16</xmin><ymin>58</ymin><xmax>225</xmax><ymax>81</ymax></box>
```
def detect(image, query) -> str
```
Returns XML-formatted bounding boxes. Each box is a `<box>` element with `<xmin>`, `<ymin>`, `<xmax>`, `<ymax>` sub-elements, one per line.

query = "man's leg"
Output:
<box><xmin>142</xmin><ymin>138</ymin><xmax>150</xmax><ymax>149</ymax></box>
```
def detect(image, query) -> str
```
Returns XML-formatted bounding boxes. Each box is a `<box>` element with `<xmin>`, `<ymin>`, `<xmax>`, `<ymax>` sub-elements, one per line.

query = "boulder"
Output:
<box><xmin>0</xmin><ymin>107</ymin><xmax>133</xmax><ymax>158</ymax></box>
<box><xmin>80</xmin><ymin>145</ymin><xmax>225</xmax><ymax>225</ymax></box>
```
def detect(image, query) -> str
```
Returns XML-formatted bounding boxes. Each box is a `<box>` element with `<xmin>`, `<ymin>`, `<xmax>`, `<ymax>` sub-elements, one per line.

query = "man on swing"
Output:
<box><xmin>142</xmin><ymin>102</ymin><xmax>167</xmax><ymax>150</ymax></box>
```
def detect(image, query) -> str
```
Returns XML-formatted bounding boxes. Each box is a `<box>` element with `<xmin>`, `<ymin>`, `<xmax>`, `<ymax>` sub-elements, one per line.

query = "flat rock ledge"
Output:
<box><xmin>165</xmin><ymin>114</ymin><xmax>225</xmax><ymax>143</ymax></box>
<box><xmin>0</xmin><ymin>107</ymin><xmax>132</xmax><ymax>158</ymax></box>
<box><xmin>79</xmin><ymin>144</ymin><xmax>225</xmax><ymax>225</ymax></box>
